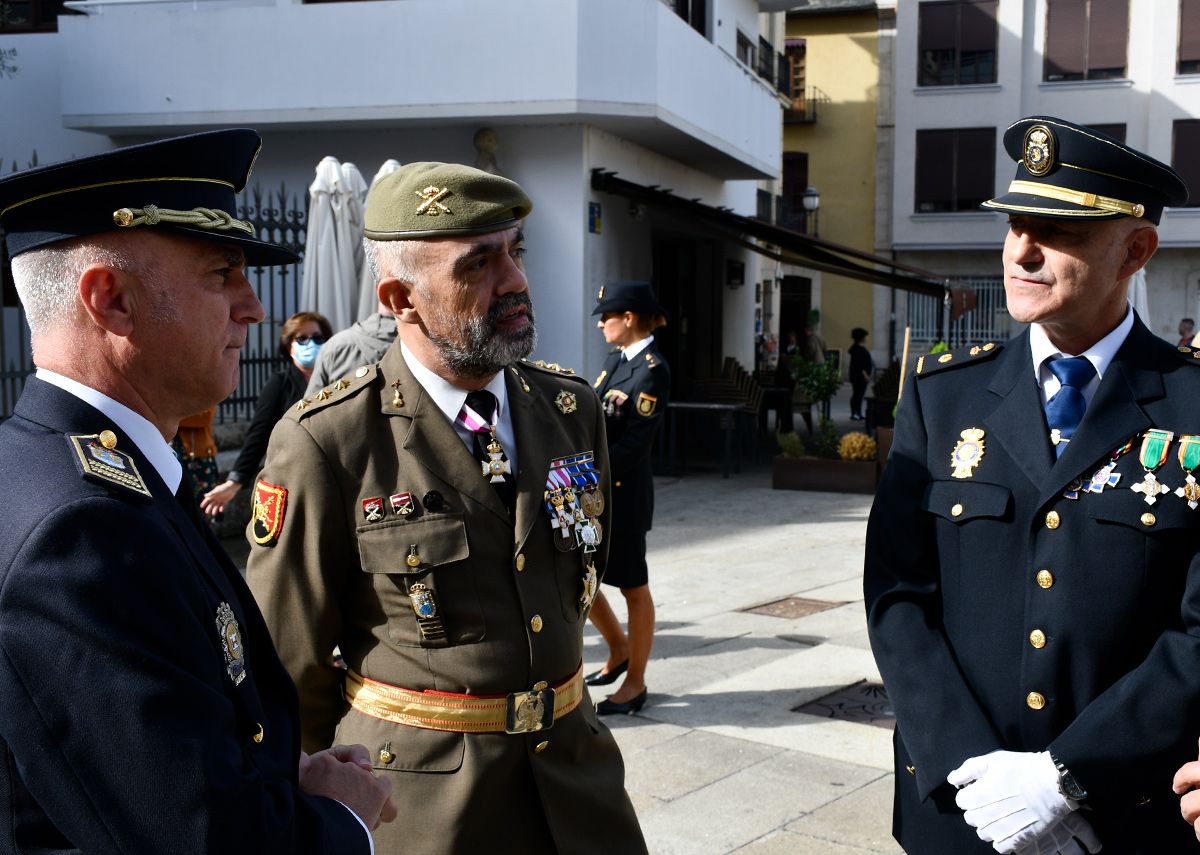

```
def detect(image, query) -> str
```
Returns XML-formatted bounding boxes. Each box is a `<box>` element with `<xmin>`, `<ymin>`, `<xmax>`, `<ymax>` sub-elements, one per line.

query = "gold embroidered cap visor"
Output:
<box><xmin>362</xmin><ymin>161</ymin><xmax>532</xmax><ymax>240</ymax></box>
<box><xmin>981</xmin><ymin>116</ymin><xmax>1189</xmax><ymax>225</ymax></box>
<box><xmin>0</xmin><ymin>129</ymin><xmax>298</xmax><ymax>266</ymax></box>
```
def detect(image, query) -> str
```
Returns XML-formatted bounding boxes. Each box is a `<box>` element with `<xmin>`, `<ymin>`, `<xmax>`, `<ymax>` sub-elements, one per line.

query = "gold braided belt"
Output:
<box><xmin>345</xmin><ymin>664</ymin><xmax>584</xmax><ymax>735</ymax></box>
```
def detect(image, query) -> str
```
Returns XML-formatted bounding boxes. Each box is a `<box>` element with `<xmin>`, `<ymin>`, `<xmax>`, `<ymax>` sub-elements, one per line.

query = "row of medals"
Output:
<box><xmin>548</xmin><ymin>484</ymin><xmax>604</xmax><ymax>553</ymax></box>
<box><xmin>951</xmin><ymin>427</ymin><xmax>1200</xmax><ymax>509</ymax></box>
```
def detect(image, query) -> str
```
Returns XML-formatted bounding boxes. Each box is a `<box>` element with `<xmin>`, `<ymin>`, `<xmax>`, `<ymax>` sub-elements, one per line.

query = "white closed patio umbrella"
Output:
<box><xmin>356</xmin><ymin>158</ymin><xmax>403</xmax><ymax>321</ymax></box>
<box><xmin>300</xmin><ymin>156</ymin><xmax>354</xmax><ymax>332</ymax></box>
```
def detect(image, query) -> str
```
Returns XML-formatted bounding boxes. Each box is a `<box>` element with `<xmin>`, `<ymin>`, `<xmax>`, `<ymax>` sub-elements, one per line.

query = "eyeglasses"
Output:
<box><xmin>294</xmin><ymin>335</ymin><xmax>325</xmax><ymax>345</ymax></box>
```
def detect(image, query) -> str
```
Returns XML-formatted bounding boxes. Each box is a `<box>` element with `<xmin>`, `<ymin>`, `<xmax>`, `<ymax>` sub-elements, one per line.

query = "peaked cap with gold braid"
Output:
<box><xmin>0</xmin><ymin>129</ymin><xmax>297</xmax><ymax>266</ymax></box>
<box><xmin>983</xmin><ymin>116</ymin><xmax>1188</xmax><ymax>224</ymax></box>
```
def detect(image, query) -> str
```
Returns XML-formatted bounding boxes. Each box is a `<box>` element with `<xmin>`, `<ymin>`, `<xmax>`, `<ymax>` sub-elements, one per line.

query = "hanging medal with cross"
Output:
<box><xmin>480</xmin><ymin>427</ymin><xmax>512</xmax><ymax>483</ymax></box>
<box><xmin>1083</xmin><ymin>436</ymin><xmax>1135</xmax><ymax>495</ymax></box>
<box><xmin>1130</xmin><ymin>429</ymin><xmax>1174</xmax><ymax>505</ymax></box>
<box><xmin>1175</xmin><ymin>434</ymin><xmax>1200</xmax><ymax>510</ymax></box>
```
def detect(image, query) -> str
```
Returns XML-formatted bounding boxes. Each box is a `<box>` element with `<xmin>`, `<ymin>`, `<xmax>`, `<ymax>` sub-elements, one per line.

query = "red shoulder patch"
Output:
<box><xmin>252</xmin><ymin>479</ymin><xmax>288</xmax><ymax>546</ymax></box>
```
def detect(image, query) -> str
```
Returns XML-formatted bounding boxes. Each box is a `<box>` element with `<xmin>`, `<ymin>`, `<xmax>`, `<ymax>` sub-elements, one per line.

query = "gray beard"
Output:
<box><xmin>426</xmin><ymin>293</ymin><xmax>537</xmax><ymax>379</ymax></box>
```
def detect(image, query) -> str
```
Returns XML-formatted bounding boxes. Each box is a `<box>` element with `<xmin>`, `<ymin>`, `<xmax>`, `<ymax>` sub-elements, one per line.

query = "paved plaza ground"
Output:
<box><xmin>221</xmin><ymin>384</ymin><xmax>902</xmax><ymax>853</ymax></box>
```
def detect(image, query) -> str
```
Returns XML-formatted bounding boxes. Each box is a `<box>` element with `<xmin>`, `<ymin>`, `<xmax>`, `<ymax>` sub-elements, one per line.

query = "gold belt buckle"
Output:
<box><xmin>505</xmin><ymin>684</ymin><xmax>557</xmax><ymax>734</ymax></box>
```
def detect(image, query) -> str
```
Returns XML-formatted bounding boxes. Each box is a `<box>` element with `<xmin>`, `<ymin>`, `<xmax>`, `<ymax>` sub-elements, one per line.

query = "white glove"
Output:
<box><xmin>948</xmin><ymin>750</ymin><xmax>1077</xmax><ymax>853</ymax></box>
<box><xmin>1013</xmin><ymin>813</ymin><xmax>1103</xmax><ymax>854</ymax></box>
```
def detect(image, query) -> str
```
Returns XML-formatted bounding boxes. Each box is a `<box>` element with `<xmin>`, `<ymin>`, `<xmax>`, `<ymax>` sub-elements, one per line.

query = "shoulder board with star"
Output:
<box><xmin>916</xmin><ymin>341</ymin><xmax>1003</xmax><ymax>378</ymax></box>
<box><xmin>290</xmin><ymin>364</ymin><xmax>377</xmax><ymax>421</ymax></box>
<box><xmin>1174</xmin><ymin>344</ymin><xmax>1200</xmax><ymax>366</ymax></box>
<box><xmin>640</xmin><ymin>351</ymin><xmax>665</xmax><ymax>370</ymax></box>
<box><xmin>65</xmin><ymin>431</ymin><xmax>153</xmax><ymax>502</ymax></box>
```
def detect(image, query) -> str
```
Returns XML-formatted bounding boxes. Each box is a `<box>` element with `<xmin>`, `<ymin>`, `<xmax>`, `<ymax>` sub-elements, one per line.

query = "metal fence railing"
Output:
<box><xmin>906</xmin><ymin>276</ymin><xmax>1012</xmax><ymax>349</ymax></box>
<box><xmin>1</xmin><ymin>181</ymin><xmax>309</xmax><ymax>422</ymax></box>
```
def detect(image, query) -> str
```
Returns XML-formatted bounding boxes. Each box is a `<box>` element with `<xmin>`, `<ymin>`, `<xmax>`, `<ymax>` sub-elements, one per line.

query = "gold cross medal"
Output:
<box><xmin>481</xmin><ymin>429</ymin><xmax>512</xmax><ymax>483</ymax></box>
<box><xmin>1131</xmin><ymin>429</ymin><xmax>1174</xmax><ymax>505</ymax></box>
<box><xmin>1175</xmin><ymin>435</ymin><xmax>1200</xmax><ymax>509</ymax></box>
<box><xmin>950</xmin><ymin>428</ymin><xmax>986</xmax><ymax>479</ymax></box>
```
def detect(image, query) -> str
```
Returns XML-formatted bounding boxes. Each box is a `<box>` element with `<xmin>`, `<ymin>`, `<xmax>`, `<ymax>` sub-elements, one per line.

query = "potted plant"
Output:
<box><xmin>772</xmin><ymin>429</ymin><xmax>878</xmax><ymax>494</ymax></box>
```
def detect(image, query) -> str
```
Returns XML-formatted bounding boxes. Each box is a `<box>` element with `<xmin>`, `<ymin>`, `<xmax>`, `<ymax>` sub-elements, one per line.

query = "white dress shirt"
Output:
<box><xmin>35</xmin><ymin>368</ymin><xmax>183</xmax><ymax>493</ymax></box>
<box><xmin>401</xmin><ymin>341</ymin><xmax>518</xmax><ymax>474</ymax></box>
<box><xmin>621</xmin><ymin>334</ymin><xmax>655</xmax><ymax>362</ymax></box>
<box><xmin>1029</xmin><ymin>304</ymin><xmax>1134</xmax><ymax>408</ymax></box>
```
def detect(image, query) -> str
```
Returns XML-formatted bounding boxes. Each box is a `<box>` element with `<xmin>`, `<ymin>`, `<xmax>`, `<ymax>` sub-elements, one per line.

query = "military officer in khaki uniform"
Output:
<box><xmin>246</xmin><ymin>162</ymin><xmax>647</xmax><ymax>854</ymax></box>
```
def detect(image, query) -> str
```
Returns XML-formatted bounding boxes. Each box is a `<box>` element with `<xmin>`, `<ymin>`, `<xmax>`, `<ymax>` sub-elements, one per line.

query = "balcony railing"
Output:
<box><xmin>784</xmin><ymin>86</ymin><xmax>830</xmax><ymax>124</ymax></box>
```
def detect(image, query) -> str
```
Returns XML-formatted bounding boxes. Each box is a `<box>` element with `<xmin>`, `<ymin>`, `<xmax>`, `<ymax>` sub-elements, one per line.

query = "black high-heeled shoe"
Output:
<box><xmin>584</xmin><ymin>659</ymin><xmax>628</xmax><ymax>687</ymax></box>
<box><xmin>596</xmin><ymin>688</ymin><xmax>648</xmax><ymax>715</ymax></box>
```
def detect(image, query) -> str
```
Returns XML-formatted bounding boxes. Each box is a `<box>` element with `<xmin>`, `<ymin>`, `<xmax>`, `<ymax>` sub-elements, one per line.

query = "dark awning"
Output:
<box><xmin>590</xmin><ymin>169</ymin><xmax>948</xmax><ymax>298</ymax></box>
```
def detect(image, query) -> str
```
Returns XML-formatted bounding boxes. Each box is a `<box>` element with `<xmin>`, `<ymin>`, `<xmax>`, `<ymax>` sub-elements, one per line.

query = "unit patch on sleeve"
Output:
<box><xmin>636</xmin><ymin>392</ymin><xmax>658</xmax><ymax>417</ymax></box>
<box><xmin>252</xmin><ymin>479</ymin><xmax>288</xmax><ymax>546</ymax></box>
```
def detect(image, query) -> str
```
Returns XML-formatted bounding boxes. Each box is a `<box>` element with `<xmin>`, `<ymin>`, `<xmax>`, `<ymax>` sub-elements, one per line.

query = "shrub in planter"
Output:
<box><xmin>838</xmin><ymin>431</ymin><xmax>877</xmax><ymax>462</ymax></box>
<box><xmin>777</xmin><ymin>431</ymin><xmax>806</xmax><ymax>459</ymax></box>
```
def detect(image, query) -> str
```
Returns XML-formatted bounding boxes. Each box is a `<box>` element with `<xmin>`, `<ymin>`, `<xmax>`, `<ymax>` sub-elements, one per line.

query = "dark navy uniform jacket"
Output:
<box><xmin>0</xmin><ymin>377</ymin><xmax>365</xmax><ymax>854</ymax></box>
<box><xmin>866</xmin><ymin>317</ymin><xmax>1200</xmax><ymax>854</ymax></box>
<box><xmin>594</xmin><ymin>342</ymin><xmax>670</xmax><ymax>586</ymax></box>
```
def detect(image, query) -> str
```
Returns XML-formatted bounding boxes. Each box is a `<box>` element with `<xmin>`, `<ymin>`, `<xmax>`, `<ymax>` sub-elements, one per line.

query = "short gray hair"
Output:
<box><xmin>362</xmin><ymin>237</ymin><xmax>427</xmax><ymax>292</ymax></box>
<box><xmin>10</xmin><ymin>238</ymin><xmax>138</xmax><ymax>335</ymax></box>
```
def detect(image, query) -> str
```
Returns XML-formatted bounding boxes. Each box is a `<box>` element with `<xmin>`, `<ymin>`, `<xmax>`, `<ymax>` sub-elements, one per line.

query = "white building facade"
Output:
<box><xmin>890</xmin><ymin>0</ymin><xmax>1200</xmax><ymax>348</ymax></box>
<box><xmin>0</xmin><ymin>0</ymin><xmax>789</xmax><ymax>410</ymax></box>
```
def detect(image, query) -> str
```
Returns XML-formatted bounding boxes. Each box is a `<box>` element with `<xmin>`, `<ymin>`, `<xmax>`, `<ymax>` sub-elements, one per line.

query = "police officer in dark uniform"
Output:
<box><xmin>866</xmin><ymin>117</ymin><xmax>1200</xmax><ymax>854</ymax></box>
<box><xmin>584</xmin><ymin>281</ymin><xmax>671</xmax><ymax>715</ymax></box>
<box><xmin>0</xmin><ymin>131</ymin><xmax>394</xmax><ymax>854</ymax></box>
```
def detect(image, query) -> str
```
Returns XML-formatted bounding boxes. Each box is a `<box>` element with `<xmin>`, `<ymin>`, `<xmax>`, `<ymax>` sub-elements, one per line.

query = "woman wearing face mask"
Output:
<box><xmin>201</xmin><ymin>311</ymin><xmax>333</xmax><ymax>518</ymax></box>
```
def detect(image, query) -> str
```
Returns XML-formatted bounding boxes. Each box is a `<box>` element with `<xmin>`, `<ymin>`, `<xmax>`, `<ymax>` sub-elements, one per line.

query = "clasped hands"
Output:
<box><xmin>300</xmin><ymin>744</ymin><xmax>397</xmax><ymax>831</ymax></box>
<box><xmin>948</xmin><ymin>751</ymin><xmax>1101</xmax><ymax>854</ymax></box>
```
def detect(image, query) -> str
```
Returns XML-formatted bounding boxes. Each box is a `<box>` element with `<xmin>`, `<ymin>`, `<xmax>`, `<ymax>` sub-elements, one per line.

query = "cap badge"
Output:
<box><xmin>1024</xmin><ymin>125</ymin><xmax>1056</xmax><ymax>177</ymax></box>
<box><xmin>415</xmin><ymin>185</ymin><xmax>452</xmax><ymax>216</ymax></box>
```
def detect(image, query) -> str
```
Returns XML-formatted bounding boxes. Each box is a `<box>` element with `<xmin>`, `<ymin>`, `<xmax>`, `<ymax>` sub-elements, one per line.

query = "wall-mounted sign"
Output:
<box><xmin>588</xmin><ymin>202</ymin><xmax>602</xmax><ymax>235</ymax></box>
<box><xmin>725</xmin><ymin>259</ymin><xmax>745</xmax><ymax>288</ymax></box>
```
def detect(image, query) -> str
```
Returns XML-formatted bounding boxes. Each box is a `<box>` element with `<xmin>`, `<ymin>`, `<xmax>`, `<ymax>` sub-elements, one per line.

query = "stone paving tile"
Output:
<box><xmin>601</xmin><ymin>716</ymin><xmax>691</xmax><ymax>756</ymax></box>
<box><xmin>785</xmin><ymin>774</ymin><xmax>901</xmax><ymax>853</ymax></box>
<box><xmin>618</xmin><ymin>729</ymin><xmax>780</xmax><ymax>802</ymax></box>
<box><xmin>636</xmin><ymin>749</ymin><xmax>882</xmax><ymax>855</ymax></box>
<box><xmin>731</xmin><ymin>830</ymin><xmax>892</xmax><ymax>855</ymax></box>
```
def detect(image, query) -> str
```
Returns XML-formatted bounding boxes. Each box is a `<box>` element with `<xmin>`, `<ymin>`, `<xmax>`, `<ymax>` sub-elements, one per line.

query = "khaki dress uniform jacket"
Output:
<box><xmin>247</xmin><ymin>342</ymin><xmax>646</xmax><ymax>854</ymax></box>
<box><xmin>865</xmin><ymin>318</ymin><xmax>1200</xmax><ymax>853</ymax></box>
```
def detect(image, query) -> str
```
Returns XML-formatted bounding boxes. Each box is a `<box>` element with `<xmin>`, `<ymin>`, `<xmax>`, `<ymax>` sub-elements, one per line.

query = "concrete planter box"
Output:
<box><xmin>772</xmin><ymin>455</ymin><xmax>877</xmax><ymax>494</ymax></box>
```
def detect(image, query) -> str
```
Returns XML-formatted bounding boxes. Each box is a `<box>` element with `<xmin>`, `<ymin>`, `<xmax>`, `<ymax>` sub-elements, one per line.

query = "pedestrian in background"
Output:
<box><xmin>848</xmin><ymin>327</ymin><xmax>873</xmax><ymax>421</ymax></box>
<box><xmin>0</xmin><ymin>129</ymin><xmax>393</xmax><ymax>854</ymax></box>
<box><xmin>585</xmin><ymin>281</ymin><xmax>671</xmax><ymax>716</ymax></box>
<box><xmin>305</xmin><ymin>301</ymin><xmax>396</xmax><ymax>396</ymax></box>
<box><xmin>202</xmin><ymin>310</ymin><xmax>333</xmax><ymax>518</ymax></box>
<box><xmin>866</xmin><ymin>116</ymin><xmax>1199</xmax><ymax>854</ymax></box>
<box><xmin>1180</xmin><ymin>317</ymin><xmax>1195</xmax><ymax>347</ymax></box>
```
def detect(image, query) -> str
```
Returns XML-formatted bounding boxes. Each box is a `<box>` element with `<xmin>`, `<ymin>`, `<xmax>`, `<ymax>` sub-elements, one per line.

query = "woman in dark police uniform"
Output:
<box><xmin>585</xmin><ymin>281</ymin><xmax>671</xmax><ymax>714</ymax></box>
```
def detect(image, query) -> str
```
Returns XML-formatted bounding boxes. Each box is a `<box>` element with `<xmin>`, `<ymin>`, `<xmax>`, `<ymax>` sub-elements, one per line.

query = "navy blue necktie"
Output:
<box><xmin>1044</xmin><ymin>356</ymin><xmax>1096</xmax><ymax>457</ymax></box>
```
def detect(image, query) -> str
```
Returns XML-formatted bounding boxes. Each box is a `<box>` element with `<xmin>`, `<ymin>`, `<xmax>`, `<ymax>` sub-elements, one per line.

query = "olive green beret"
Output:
<box><xmin>363</xmin><ymin>161</ymin><xmax>532</xmax><ymax>240</ymax></box>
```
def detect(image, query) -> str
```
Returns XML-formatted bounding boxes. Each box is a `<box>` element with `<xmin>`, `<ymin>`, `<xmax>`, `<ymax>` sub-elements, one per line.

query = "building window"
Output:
<box><xmin>780</xmin><ymin>153</ymin><xmax>810</xmax><ymax>232</ymax></box>
<box><xmin>1087</xmin><ymin>123</ymin><xmax>1126</xmax><ymax>143</ymax></box>
<box><xmin>915</xmin><ymin>128</ymin><xmax>995</xmax><ymax>213</ymax></box>
<box><xmin>1044</xmin><ymin>0</ymin><xmax>1129</xmax><ymax>82</ymax></box>
<box><xmin>1172</xmin><ymin>120</ymin><xmax>1200</xmax><ymax>208</ymax></box>
<box><xmin>918</xmin><ymin>0</ymin><xmax>998</xmax><ymax>86</ymax></box>
<box><xmin>661</xmin><ymin>0</ymin><xmax>707</xmax><ymax>37</ymax></box>
<box><xmin>1180</xmin><ymin>0</ymin><xmax>1200</xmax><ymax>74</ymax></box>
<box><xmin>736</xmin><ymin>31</ymin><xmax>755</xmax><ymax>67</ymax></box>
<box><xmin>0</xmin><ymin>0</ymin><xmax>77</xmax><ymax>33</ymax></box>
